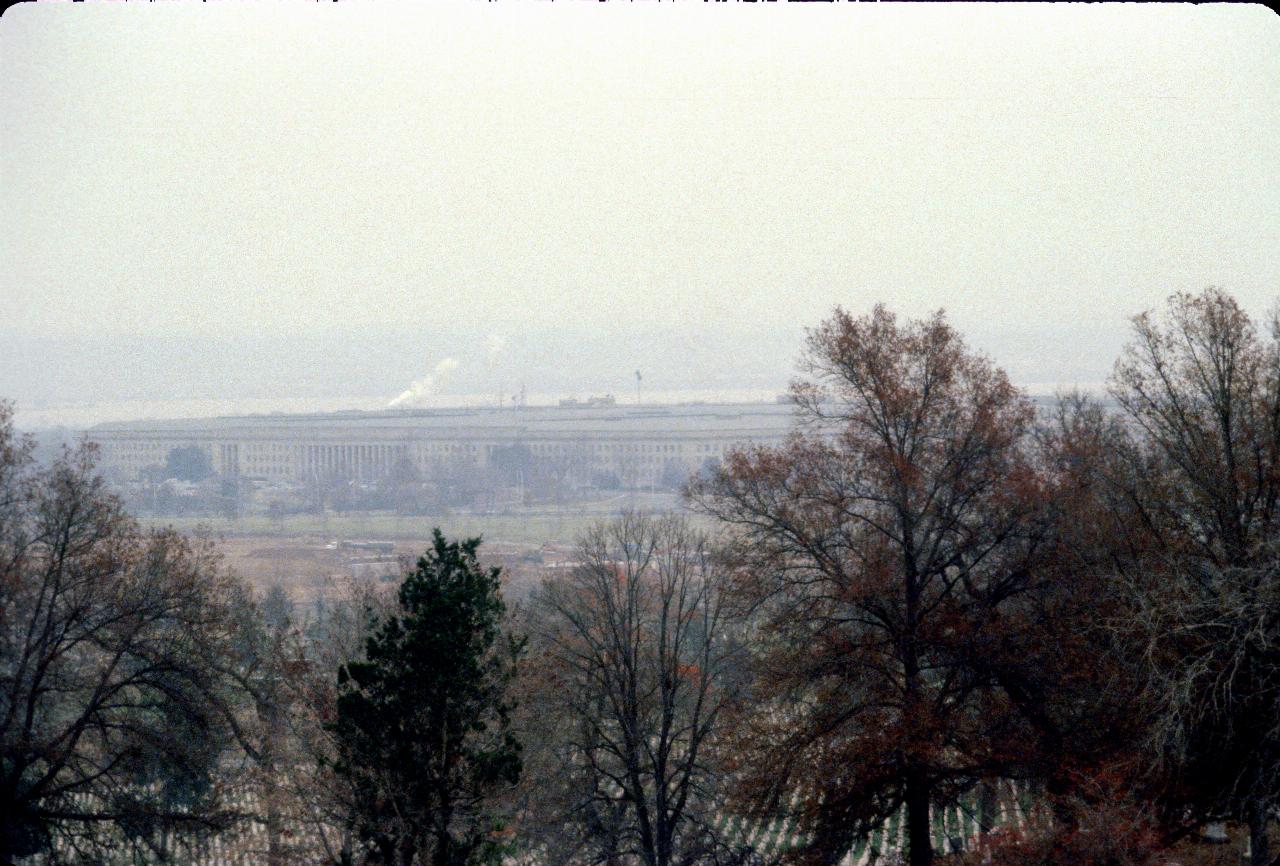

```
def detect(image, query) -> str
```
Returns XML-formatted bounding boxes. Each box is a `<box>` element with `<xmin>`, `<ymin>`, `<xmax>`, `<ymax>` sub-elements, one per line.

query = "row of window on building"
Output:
<box><xmin>100</xmin><ymin>437</ymin><xmax>740</xmax><ymax>481</ymax></box>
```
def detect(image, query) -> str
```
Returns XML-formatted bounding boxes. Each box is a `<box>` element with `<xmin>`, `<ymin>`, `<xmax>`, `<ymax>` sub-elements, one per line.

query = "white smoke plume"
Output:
<box><xmin>485</xmin><ymin>334</ymin><xmax>506</xmax><ymax>364</ymax></box>
<box><xmin>388</xmin><ymin>357</ymin><xmax>459</xmax><ymax>408</ymax></box>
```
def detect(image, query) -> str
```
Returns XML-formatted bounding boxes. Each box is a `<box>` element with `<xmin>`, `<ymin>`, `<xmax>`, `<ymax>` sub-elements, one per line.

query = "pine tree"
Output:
<box><xmin>332</xmin><ymin>530</ymin><xmax>524</xmax><ymax>866</ymax></box>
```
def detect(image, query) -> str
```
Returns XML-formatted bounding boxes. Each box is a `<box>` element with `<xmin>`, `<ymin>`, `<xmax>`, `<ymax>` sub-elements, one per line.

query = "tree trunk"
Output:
<box><xmin>902</xmin><ymin>549</ymin><xmax>932</xmax><ymax>866</ymax></box>
<box><xmin>1249</xmin><ymin>798</ymin><xmax>1270</xmax><ymax>866</ymax></box>
<box><xmin>266</xmin><ymin>808</ymin><xmax>284</xmax><ymax>866</ymax></box>
<box><xmin>905</xmin><ymin>767</ymin><xmax>933</xmax><ymax>866</ymax></box>
<box><xmin>259</xmin><ymin>692</ymin><xmax>287</xmax><ymax>866</ymax></box>
<box><xmin>977</xmin><ymin>779</ymin><xmax>998</xmax><ymax>834</ymax></box>
<box><xmin>432</xmin><ymin>830</ymin><xmax>452</xmax><ymax>866</ymax></box>
<box><xmin>375</xmin><ymin>834</ymin><xmax>397</xmax><ymax>866</ymax></box>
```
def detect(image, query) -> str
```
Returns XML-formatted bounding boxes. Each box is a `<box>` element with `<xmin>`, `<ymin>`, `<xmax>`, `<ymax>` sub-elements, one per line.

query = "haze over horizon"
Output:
<box><xmin>5</xmin><ymin>318</ymin><xmax>1127</xmax><ymax>429</ymax></box>
<box><xmin>3</xmin><ymin>4</ymin><xmax>1278</xmax><ymax>428</ymax></box>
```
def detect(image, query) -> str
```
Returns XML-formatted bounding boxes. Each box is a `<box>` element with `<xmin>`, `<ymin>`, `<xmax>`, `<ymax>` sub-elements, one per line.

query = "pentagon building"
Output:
<box><xmin>87</xmin><ymin>402</ymin><xmax>799</xmax><ymax>488</ymax></box>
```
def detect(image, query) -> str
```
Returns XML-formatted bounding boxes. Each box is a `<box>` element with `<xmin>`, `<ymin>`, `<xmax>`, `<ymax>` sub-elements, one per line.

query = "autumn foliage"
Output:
<box><xmin>687</xmin><ymin>292</ymin><xmax>1280</xmax><ymax>866</ymax></box>
<box><xmin>688</xmin><ymin>305</ymin><xmax>1062</xmax><ymax>866</ymax></box>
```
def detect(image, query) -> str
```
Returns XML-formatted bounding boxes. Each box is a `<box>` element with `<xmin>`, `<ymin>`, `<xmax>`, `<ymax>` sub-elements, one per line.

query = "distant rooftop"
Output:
<box><xmin>88</xmin><ymin>401</ymin><xmax>803</xmax><ymax>438</ymax></box>
<box><xmin>88</xmin><ymin>395</ymin><xmax>1078</xmax><ymax>439</ymax></box>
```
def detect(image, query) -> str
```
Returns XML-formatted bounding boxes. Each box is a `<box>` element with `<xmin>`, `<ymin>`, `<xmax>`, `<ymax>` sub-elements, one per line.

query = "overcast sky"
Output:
<box><xmin>2</xmin><ymin>3</ymin><xmax>1278</xmax><ymax>423</ymax></box>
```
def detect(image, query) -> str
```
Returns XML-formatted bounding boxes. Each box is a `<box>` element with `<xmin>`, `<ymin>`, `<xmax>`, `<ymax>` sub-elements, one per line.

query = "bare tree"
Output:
<box><xmin>0</xmin><ymin>402</ymin><xmax>255</xmax><ymax>864</ymax></box>
<box><xmin>1110</xmin><ymin>288</ymin><xmax>1280</xmax><ymax>865</ymax></box>
<box><xmin>1112</xmin><ymin>287</ymin><xmax>1280</xmax><ymax>569</ymax></box>
<box><xmin>521</xmin><ymin>512</ymin><xmax>743</xmax><ymax>866</ymax></box>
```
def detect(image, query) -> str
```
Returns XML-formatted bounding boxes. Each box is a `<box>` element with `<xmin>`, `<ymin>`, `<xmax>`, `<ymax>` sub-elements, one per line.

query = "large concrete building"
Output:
<box><xmin>87</xmin><ymin>402</ymin><xmax>800</xmax><ymax>487</ymax></box>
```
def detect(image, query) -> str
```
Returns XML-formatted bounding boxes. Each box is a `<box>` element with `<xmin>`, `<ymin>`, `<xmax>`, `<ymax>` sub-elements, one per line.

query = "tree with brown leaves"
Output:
<box><xmin>688</xmin><ymin>306</ymin><xmax>1054</xmax><ymax>866</ymax></box>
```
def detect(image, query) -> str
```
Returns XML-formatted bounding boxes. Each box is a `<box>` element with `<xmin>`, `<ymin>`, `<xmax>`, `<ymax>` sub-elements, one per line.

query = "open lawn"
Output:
<box><xmin>137</xmin><ymin>493</ymin><xmax>697</xmax><ymax>547</ymax></box>
<box><xmin>135</xmin><ymin>496</ymin><xmax>715</xmax><ymax>604</ymax></box>
<box><xmin>142</xmin><ymin>511</ymin><xmax>603</xmax><ymax>546</ymax></box>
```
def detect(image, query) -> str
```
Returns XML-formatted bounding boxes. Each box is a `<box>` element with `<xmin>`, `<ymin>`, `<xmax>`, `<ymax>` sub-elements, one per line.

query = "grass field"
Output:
<box><xmin>137</xmin><ymin>494</ymin><xmax>704</xmax><ymax>547</ymax></box>
<box><xmin>141</xmin><ymin>512</ymin><xmax>596</xmax><ymax>546</ymax></box>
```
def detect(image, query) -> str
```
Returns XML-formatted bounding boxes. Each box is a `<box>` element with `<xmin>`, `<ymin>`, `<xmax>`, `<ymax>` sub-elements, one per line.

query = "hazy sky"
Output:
<box><xmin>2</xmin><ymin>3</ymin><xmax>1278</xmax><ymax>421</ymax></box>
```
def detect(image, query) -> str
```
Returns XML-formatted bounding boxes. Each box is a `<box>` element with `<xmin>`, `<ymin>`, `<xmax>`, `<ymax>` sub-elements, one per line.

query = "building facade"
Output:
<box><xmin>87</xmin><ymin>402</ymin><xmax>799</xmax><ymax>488</ymax></box>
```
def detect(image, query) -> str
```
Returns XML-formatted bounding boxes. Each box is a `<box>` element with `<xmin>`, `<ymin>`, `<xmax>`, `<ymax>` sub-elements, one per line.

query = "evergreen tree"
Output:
<box><xmin>332</xmin><ymin>531</ymin><xmax>524</xmax><ymax>866</ymax></box>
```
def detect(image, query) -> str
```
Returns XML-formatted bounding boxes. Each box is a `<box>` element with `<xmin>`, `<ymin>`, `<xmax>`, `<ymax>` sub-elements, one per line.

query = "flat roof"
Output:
<box><xmin>87</xmin><ymin>396</ymin><xmax>1072</xmax><ymax>440</ymax></box>
<box><xmin>88</xmin><ymin>402</ymin><xmax>801</xmax><ymax>438</ymax></box>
